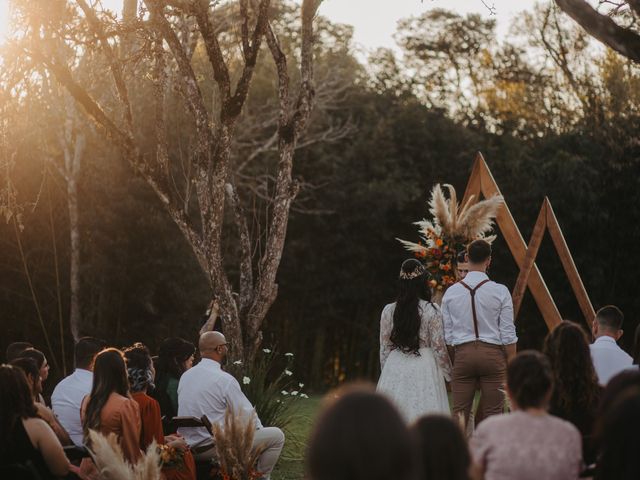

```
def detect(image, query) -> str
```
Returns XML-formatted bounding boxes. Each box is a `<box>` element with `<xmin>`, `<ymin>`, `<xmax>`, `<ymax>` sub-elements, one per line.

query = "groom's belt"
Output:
<box><xmin>454</xmin><ymin>340</ymin><xmax>504</xmax><ymax>349</ymax></box>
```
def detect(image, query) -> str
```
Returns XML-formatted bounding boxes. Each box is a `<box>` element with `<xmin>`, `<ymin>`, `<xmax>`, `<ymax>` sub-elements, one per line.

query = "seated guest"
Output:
<box><xmin>124</xmin><ymin>343</ymin><xmax>196</xmax><ymax>480</ymax></box>
<box><xmin>410</xmin><ymin>414</ymin><xmax>471</xmax><ymax>480</ymax></box>
<box><xmin>10</xmin><ymin>357</ymin><xmax>72</xmax><ymax>446</ymax></box>
<box><xmin>544</xmin><ymin>320</ymin><xmax>601</xmax><ymax>464</ymax></box>
<box><xmin>52</xmin><ymin>336</ymin><xmax>105</xmax><ymax>446</ymax></box>
<box><xmin>598</xmin><ymin>369</ymin><xmax>640</xmax><ymax>416</ymax></box>
<box><xmin>470</xmin><ymin>350</ymin><xmax>582</xmax><ymax>480</ymax></box>
<box><xmin>590</xmin><ymin>305</ymin><xmax>633</xmax><ymax>385</ymax></box>
<box><xmin>595</xmin><ymin>386</ymin><xmax>640</xmax><ymax>480</ymax></box>
<box><xmin>81</xmin><ymin>348</ymin><xmax>141</xmax><ymax>467</ymax></box>
<box><xmin>18</xmin><ymin>349</ymin><xmax>50</xmax><ymax>404</ymax></box>
<box><xmin>307</xmin><ymin>384</ymin><xmax>414</xmax><ymax>480</ymax></box>
<box><xmin>632</xmin><ymin>323</ymin><xmax>640</xmax><ymax>365</ymax></box>
<box><xmin>5</xmin><ymin>341</ymin><xmax>33</xmax><ymax>362</ymax></box>
<box><xmin>178</xmin><ymin>332</ymin><xmax>284</xmax><ymax>479</ymax></box>
<box><xmin>151</xmin><ymin>337</ymin><xmax>195</xmax><ymax>432</ymax></box>
<box><xmin>0</xmin><ymin>364</ymin><xmax>70</xmax><ymax>479</ymax></box>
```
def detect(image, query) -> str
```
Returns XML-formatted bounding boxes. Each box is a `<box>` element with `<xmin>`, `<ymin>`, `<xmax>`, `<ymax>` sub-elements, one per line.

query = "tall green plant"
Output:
<box><xmin>233</xmin><ymin>349</ymin><xmax>308</xmax><ymax>430</ymax></box>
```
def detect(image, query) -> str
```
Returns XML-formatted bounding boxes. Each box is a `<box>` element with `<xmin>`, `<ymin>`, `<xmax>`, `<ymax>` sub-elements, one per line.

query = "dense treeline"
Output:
<box><xmin>1</xmin><ymin>2</ymin><xmax>639</xmax><ymax>389</ymax></box>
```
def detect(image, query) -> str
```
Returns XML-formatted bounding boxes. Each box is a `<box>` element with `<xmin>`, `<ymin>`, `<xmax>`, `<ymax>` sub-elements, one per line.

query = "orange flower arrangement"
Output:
<box><xmin>397</xmin><ymin>183</ymin><xmax>503</xmax><ymax>295</ymax></box>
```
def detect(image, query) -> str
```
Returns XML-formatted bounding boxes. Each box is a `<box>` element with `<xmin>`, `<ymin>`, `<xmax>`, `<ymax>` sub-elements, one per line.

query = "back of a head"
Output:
<box><xmin>75</xmin><ymin>337</ymin><xmax>107</xmax><ymax>370</ymax></box>
<box><xmin>411</xmin><ymin>415</ymin><xmax>470</xmax><ymax>480</ymax></box>
<box><xmin>507</xmin><ymin>350</ymin><xmax>553</xmax><ymax>409</ymax></box>
<box><xmin>307</xmin><ymin>385</ymin><xmax>414</xmax><ymax>480</ymax></box>
<box><xmin>84</xmin><ymin>348</ymin><xmax>129</xmax><ymax>435</ymax></box>
<box><xmin>18</xmin><ymin>348</ymin><xmax>45</xmax><ymax>369</ymax></box>
<box><xmin>392</xmin><ymin>259</ymin><xmax>430</xmax><ymax>354</ymax></box>
<box><xmin>595</xmin><ymin>387</ymin><xmax>640</xmax><ymax>480</ymax></box>
<box><xmin>10</xmin><ymin>357</ymin><xmax>39</xmax><ymax>385</ymax></box>
<box><xmin>157</xmin><ymin>337</ymin><xmax>195</xmax><ymax>378</ymax></box>
<box><xmin>543</xmin><ymin>321</ymin><xmax>598</xmax><ymax>409</ymax></box>
<box><xmin>467</xmin><ymin>239</ymin><xmax>491</xmax><ymax>264</ymax></box>
<box><xmin>599</xmin><ymin>369</ymin><xmax>640</xmax><ymax>416</ymax></box>
<box><xmin>5</xmin><ymin>342</ymin><xmax>33</xmax><ymax>362</ymax></box>
<box><xmin>596</xmin><ymin>305</ymin><xmax>624</xmax><ymax>332</ymax></box>
<box><xmin>123</xmin><ymin>343</ymin><xmax>154</xmax><ymax>393</ymax></box>
<box><xmin>0</xmin><ymin>365</ymin><xmax>37</xmax><ymax>447</ymax></box>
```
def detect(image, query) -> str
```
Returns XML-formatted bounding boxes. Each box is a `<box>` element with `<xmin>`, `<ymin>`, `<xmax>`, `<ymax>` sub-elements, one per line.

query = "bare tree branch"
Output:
<box><xmin>555</xmin><ymin>0</ymin><xmax>640</xmax><ymax>62</ymax></box>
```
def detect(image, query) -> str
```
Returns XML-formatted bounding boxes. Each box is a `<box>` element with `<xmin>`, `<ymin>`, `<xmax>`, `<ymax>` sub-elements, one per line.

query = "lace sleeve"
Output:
<box><xmin>380</xmin><ymin>304</ymin><xmax>394</xmax><ymax>370</ymax></box>
<box><xmin>426</xmin><ymin>303</ymin><xmax>453</xmax><ymax>382</ymax></box>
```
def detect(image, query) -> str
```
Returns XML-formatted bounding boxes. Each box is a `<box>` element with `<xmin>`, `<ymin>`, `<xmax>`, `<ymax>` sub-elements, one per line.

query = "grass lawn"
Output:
<box><xmin>272</xmin><ymin>395</ymin><xmax>322</xmax><ymax>480</ymax></box>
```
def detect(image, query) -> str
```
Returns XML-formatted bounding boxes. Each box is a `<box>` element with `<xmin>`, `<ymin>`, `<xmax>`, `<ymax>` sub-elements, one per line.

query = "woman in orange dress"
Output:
<box><xmin>80</xmin><ymin>348</ymin><xmax>142</xmax><ymax>478</ymax></box>
<box><xmin>124</xmin><ymin>343</ymin><xmax>196</xmax><ymax>480</ymax></box>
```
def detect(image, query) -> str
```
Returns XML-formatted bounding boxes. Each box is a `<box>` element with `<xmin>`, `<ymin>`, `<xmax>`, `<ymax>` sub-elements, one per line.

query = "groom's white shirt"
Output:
<box><xmin>441</xmin><ymin>271</ymin><xmax>517</xmax><ymax>346</ymax></box>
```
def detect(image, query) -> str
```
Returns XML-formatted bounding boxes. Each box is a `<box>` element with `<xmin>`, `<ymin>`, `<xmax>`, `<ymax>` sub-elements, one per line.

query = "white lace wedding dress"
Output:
<box><xmin>377</xmin><ymin>300</ymin><xmax>452</xmax><ymax>423</ymax></box>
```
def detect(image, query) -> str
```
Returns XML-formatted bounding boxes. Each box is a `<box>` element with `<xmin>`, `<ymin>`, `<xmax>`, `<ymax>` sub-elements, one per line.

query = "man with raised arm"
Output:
<box><xmin>442</xmin><ymin>239</ymin><xmax>517</xmax><ymax>427</ymax></box>
<box><xmin>178</xmin><ymin>331</ymin><xmax>285</xmax><ymax>480</ymax></box>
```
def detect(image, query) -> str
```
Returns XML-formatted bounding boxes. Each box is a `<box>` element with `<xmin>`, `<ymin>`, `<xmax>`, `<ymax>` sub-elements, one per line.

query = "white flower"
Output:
<box><xmin>298</xmin><ymin>383</ymin><xmax>304</xmax><ymax>388</ymax></box>
<box><xmin>263</xmin><ymin>348</ymin><xmax>272</xmax><ymax>354</ymax></box>
<box><xmin>284</xmin><ymin>352</ymin><xmax>294</xmax><ymax>357</ymax></box>
<box><xmin>281</xmin><ymin>390</ymin><xmax>289</xmax><ymax>396</ymax></box>
<box><xmin>291</xmin><ymin>391</ymin><xmax>299</xmax><ymax>396</ymax></box>
<box><xmin>300</xmin><ymin>393</ymin><xmax>309</xmax><ymax>399</ymax></box>
<box><xmin>242</xmin><ymin>376</ymin><xmax>251</xmax><ymax>385</ymax></box>
<box><xmin>284</xmin><ymin>369</ymin><xmax>293</xmax><ymax>376</ymax></box>
<box><xmin>233</xmin><ymin>360</ymin><xmax>243</xmax><ymax>365</ymax></box>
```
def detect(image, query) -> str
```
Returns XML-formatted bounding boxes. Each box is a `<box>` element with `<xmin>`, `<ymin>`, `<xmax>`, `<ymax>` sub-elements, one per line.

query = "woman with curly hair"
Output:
<box><xmin>543</xmin><ymin>320</ymin><xmax>601</xmax><ymax>464</ymax></box>
<box><xmin>376</xmin><ymin>259</ymin><xmax>452</xmax><ymax>422</ymax></box>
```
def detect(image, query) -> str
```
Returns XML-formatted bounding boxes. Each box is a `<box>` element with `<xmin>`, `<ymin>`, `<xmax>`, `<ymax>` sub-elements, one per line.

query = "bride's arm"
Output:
<box><xmin>427</xmin><ymin>304</ymin><xmax>453</xmax><ymax>381</ymax></box>
<box><xmin>379</xmin><ymin>305</ymin><xmax>393</xmax><ymax>369</ymax></box>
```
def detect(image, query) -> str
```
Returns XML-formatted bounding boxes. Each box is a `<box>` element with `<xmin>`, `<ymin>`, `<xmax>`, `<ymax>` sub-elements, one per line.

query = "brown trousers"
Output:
<box><xmin>452</xmin><ymin>341</ymin><xmax>507</xmax><ymax>427</ymax></box>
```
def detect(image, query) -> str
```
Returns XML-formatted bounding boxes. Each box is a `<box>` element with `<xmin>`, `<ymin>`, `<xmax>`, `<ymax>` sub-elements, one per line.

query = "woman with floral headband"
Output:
<box><xmin>377</xmin><ymin>258</ymin><xmax>452</xmax><ymax>422</ymax></box>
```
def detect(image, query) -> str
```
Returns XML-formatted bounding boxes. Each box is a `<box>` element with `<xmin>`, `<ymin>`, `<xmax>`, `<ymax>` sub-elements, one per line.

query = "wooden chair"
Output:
<box><xmin>170</xmin><ymin>416</ymin><xmax>219</xmax><ymax>480</ymax></box>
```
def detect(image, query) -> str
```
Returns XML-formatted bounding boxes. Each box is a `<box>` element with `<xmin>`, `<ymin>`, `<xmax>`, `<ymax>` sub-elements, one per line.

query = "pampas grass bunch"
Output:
<box><xmin>213</xmin><ymin>409</ymin><xmax>265</xmax><ymax>480</ymax></box>
<box><xmin>399</xmin><ymin>183</ymin><xmax>503</xmax><ymax>254</ymax></box>
<box><xmin>87</xmin><ymin>430</ymin><xmax>162</xmax><ymax>480</ymax></box>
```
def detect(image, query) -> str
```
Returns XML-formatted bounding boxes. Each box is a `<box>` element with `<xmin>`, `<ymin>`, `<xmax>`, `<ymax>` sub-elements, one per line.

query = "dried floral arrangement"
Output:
<box><xmin>87</xmin><ymin>430</ymin><xmax>161</xmax><ymax>480</ymax></box>
<box><xmin>213</xmin><ymin>410</ymin><xmax>265</xmax><ymax>480</ymax></box>
<box><xmin>397</xmin><ymin>184</ymin><xmax>503</xmax><ymax>291</ymax></box>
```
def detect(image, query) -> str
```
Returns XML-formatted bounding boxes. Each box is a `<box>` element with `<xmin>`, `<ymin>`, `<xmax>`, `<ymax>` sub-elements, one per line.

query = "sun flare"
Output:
<box><xmin>0</xmin><ymin>1</ymin><xmax>10</xmax><ymax>44</ymax></box>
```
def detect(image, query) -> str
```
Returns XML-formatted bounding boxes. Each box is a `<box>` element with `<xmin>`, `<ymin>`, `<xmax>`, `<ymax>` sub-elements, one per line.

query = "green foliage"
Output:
<box><xmin>233</xmin><ymin>349</ymin><xmax>308</xmax><ymax>431</ymax></box>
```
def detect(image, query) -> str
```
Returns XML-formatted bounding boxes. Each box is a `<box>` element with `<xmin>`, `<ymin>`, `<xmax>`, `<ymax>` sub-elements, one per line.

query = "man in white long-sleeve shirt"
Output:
<box><xmin>178</xmin><ymin>331</ymin><xmax>284</xmax><ymax>479</ymax></box>
<box><xmin>590</xmin><ymin>305</ymin><xmax>633</xmax><ymax>385</ymax></box>
<box><xmin>442</xmin><ymin>239</ymin><xmax>517</xmax><ymax>426</ymax></box>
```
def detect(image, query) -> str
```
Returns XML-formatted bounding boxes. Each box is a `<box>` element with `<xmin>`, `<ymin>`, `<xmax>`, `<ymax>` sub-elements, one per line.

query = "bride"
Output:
<box><xmin>377</xmin><ymin>259</ymin><xmax>452</xmax><ymax>422</ymax></box>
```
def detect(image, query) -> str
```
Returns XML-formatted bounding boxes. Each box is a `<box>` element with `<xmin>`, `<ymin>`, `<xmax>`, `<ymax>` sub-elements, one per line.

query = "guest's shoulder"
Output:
<box><xmin>546</xmin><ymin>414</ymin><xmax>581</xmax><ymax>439</ymax></box>
<box><xmin>475</xmin><ymin>412</ymin><xmax>512</xmax><ymax>432</ymax></box>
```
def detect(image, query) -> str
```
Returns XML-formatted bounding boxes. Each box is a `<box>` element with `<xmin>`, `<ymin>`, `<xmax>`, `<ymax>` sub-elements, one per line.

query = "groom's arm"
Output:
<box><xmin>498</xmin><ymin>286</ymin><xmax>517</xmax><ymax>361</ymax></box>
<box><xmin>441</xmin><ymin>294</ymin><xmax>455</xmax><ymax>364</ymax></box>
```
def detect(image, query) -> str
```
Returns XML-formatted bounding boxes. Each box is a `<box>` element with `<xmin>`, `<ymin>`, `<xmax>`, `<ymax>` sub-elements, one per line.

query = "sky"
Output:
<box><xmin>0</xmin><ymin>0</ymin><xmax>539</xmax><ymax>47</ymax></box>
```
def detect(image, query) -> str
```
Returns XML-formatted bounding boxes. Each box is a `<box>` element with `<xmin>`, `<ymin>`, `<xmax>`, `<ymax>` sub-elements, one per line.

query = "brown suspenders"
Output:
<box><xmin>459</xmin><ymin>279</ymin><xmax>491</xmax><ymax>339</ymax></box>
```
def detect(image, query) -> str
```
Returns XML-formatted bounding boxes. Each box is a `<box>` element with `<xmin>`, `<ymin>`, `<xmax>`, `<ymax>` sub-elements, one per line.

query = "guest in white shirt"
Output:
<box><xmin>178</xmin><ymin>331</ymin><xmax>285</xmax><ymax>479</ymax></box>
<box><xmin>51</xmin><ymin>337</ymin><xmax>106</xmax><ymax>446</ymax></box>
<box><xmin>442</xmin><ymin>239</ymin><xmax>517</xmax><ymax>427</ymax></box>
<box><xmin>590</xmin><ymin>305</ymin><xmax>633</xmax><ymax>385</ymax></box>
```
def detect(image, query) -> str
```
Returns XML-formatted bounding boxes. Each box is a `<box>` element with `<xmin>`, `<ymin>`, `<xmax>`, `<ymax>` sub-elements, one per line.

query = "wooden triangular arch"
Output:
<box><xmin>460</xmin><ymin>153</ymin><xmax>595</xmax><ymax>329</ymax></box>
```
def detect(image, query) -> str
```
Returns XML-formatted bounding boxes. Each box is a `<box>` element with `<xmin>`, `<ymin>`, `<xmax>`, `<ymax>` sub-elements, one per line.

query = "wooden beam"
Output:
<box><xmin>512</xmin><ymin>201</ymin><xmax>547</xmax><ymax>319</ymax></box>
<box><xmin>544</xmin><ymin>198</ymin><xmax>596</xmax><ymax>324</ymax></box>
<box><xmin>461</xmin><ymin>153</ymin><xmax>562</xmax><ymax>330</ymax></box>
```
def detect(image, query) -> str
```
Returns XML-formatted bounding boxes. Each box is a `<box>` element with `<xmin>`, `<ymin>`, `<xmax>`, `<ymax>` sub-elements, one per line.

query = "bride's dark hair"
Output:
<box><xmin>391</xmin><ymin>259</ymin><xmax>431</xmax><ymax>354</ymax></box>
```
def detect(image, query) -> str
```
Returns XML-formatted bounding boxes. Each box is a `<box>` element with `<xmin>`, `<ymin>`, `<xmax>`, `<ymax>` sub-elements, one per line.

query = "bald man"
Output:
<box><xmin>177</xmin><ymin>332</ymin><xmax>285</xmax><ymax>479</ymax></box>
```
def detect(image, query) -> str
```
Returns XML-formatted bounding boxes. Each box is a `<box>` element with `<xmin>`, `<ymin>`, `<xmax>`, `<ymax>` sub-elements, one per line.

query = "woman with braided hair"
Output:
<box><xmin>376</xmin><ymin>259</ymin><xmax>452</xmax><ymax>422</ymax></box>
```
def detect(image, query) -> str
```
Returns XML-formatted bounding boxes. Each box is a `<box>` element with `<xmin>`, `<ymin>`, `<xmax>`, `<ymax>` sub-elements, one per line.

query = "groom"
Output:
<box><xmin>442</xmin><ymin>239</ymin><xmax>517</xmax><ymax>426</ymax></box>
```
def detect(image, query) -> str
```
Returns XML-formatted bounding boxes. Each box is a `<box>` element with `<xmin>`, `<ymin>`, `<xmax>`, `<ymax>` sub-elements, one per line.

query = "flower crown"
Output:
<box><xmin>399</xmin><ymin>264</ymin><xmax>427</xmax><ymax>280</ymax></box>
